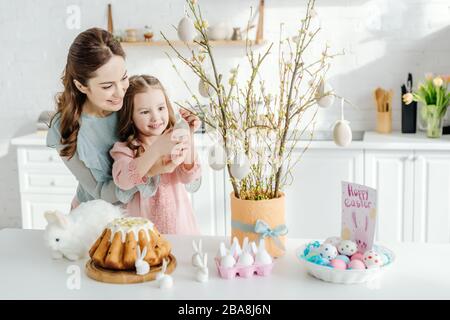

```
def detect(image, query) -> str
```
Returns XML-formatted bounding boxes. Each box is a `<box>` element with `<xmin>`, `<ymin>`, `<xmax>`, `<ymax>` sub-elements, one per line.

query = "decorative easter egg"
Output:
<box><xmin>380</xmin><ymin>253</ymin><xmax>390</xmax><ymax>266</ymax></box>
<box><xmin>237</xmin><ymin>252</ymin><xmax>254</xmax><ymax>267</ymax></box>
<box><xmin>316</xmin><ymin>81</ymin><xmax>335</xmax><ymax>108</ymax></box>
<box><xmin>324</xmin><ymin>236</ymin><xmax>341</xmax><ymax>247</ymax></box>
<box><xmin>337</xmin><ymin>240</ymin><xmax>358</xmax><ymax>256</ymax></box>
<box><xmin>198</xmin><ymin>78</ymin><xmax>213</xmax><ymax>98</ymax></box>
<box><xmin>177</xmin><ymin>16</ymin><xmax>196</xmax><ymax>42</ymax></box>
<box><xmin>307</xmin><ymin>255</ymin><xmax>329</xmax><ymax>266</ymax></box>
<box><xmin>333</xmin><ymin>120</ymin><xmax>352</xmax><ymax>147</ymax></box>
<box><xmin>230</xmin><ymin>153</ymin><xmax>250</xmax><ymax>180</ymax></box>
<box><xmin>348</xmin><ymin>259</ymin><xmax>366</xmax><ymax>270</ymax></box>
<box><xmin>330</xmin><ymin>259</ymin><xmax>347</xmax><ymax>270</ymax></box>
<box><xmin>220</xmin><ymin>254</ymin><xmax>236</xmax><ymax>269</ymax></box>
<box><xmin>351</xmin><ymin>252</ymin><xmax>364</xmax><ymax>261</ymax></box>
<box><xmin>317</xmin><ymin>243</ymin><xmax>338</xmax><ymax>261</ymax></box>
<box><xmin>303</xmin><ymin>241</ymin><xmax>321</xmax><ymax>258</ymax></box>
<box><xmin>208</xmin><ymin>144</ymin><xmax>227</xmax><ymax>171</ymax></box>
<box><xmin>363</xmin><ymin>250</ymin><xmax>383</xmax><ymax>269</ymax></box>
<box><xmin>335</xmin><ymin>255</ymin><xmax>350</xmax><ymax>264</ymax></box>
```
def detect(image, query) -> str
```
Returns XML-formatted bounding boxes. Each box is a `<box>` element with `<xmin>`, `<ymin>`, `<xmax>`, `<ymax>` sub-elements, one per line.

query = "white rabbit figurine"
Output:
<box><xmin>195</xmin><ymin>253</ymin><xmax>209</xmax><ymax>283</ymax></box>
<box><xmin>236</xmin><ymin>238</ymin><xmax>254</xmax><ymax>267</ymax></box>
<box><xmin>219</xmin><ymin>242</ymin><xmax>236</xmax><ymax>268</ymax></box>
<box><xmin>230</xmin><ymin>237</ymin><xmax>242</xmax><ymax>258</ymax></box>
<box><xmin>135</xmin><ymin>245</ymin><xmax>150</xmax><ymax>275</ymax></box>
<box><xmin>192</xmin><ymin>239</ymin><xmax>203</xmax><ymax>268</ymax></box>
<box><xmin>252</xmin><ymin>238</ymin><xmax>273</xmax><ymax>265</ymax></box>
<box><xmin>156</xmin><ymin>258</ymin><xmax>173</xmax><ymax>289</ymax></box>
<box><xmin>43</xmin><ymin>199</ymin><xmax>123</xmax><ymax>261</ymax></box>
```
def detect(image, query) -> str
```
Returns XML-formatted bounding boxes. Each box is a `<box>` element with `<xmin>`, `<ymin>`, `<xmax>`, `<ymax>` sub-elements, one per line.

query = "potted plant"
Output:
<box><xmin>403</xmin><ymin>74</ymin><xmax>450</xmax><ymax>138</ymax></box>
<box><xmin>162</xmin><ymin>0</ymin><xmax>338</xmax><ymax>257</ymax></box>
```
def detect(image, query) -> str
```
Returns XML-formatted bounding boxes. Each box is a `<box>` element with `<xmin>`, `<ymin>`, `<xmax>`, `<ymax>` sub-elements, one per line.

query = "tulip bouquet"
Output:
<box><xmin>403</xmin><ymin>74</ymin><xmax>450</xmax><ymax>138</ymax></box>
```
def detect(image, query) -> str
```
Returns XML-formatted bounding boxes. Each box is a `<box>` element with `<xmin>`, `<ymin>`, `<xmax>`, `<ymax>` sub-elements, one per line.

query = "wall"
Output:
<box><xmin>0</xmin><ymin>0</ymin><xmax>449</xmax><ymax>228</ymax></box>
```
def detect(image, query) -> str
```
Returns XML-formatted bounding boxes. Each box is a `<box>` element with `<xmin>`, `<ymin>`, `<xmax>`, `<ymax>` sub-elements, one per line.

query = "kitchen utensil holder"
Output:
<box><xmin>376</xmin><ymin>110</ymin><xmax>392</xmax><ymax>134</ymax></box>
<box><xmin>401</xmin><ymin>101</ymin><xmax>417</xmax><ymax>133</ymax></box>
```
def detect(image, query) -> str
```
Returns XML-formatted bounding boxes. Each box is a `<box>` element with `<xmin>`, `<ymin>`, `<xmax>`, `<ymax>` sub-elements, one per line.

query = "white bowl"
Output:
<box><xmin>296</xmin><ymin>243</ymin><xmax>395</xmax><ymax>284</ymax></box>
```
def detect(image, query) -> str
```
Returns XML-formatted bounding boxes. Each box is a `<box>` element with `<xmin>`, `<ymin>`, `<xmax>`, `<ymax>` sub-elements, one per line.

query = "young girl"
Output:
<box><xmin>110</xmin><ymin>75</ymin><xmax>202</xmax><ymax>235</ymax></box>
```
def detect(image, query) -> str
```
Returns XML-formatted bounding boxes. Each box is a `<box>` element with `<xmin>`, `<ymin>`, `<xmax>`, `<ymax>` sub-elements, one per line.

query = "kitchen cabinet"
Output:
<box><xmin>11</xmin><ymin>132</ymin><xmax>450</xmax><ymax>243</ymax></box>
<box><xmin>365</xmin><ymin>149</ymin><xmax>450</xmax><ymax>243</ymax></box>
<box><xmin>14</xmin><ymin>144</ymin><xmax>77</xmax><ymax>230</ymax></box>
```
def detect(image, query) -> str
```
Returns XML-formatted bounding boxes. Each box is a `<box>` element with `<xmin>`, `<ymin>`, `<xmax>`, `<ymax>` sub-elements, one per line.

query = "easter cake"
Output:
<box><xmin>89</xmin><ymin>217</ymin><xmax>172</xmax><ymax>270</ymax></box>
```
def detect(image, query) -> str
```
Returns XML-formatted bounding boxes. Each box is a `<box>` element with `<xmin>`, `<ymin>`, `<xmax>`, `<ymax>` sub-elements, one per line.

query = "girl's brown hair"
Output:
<box><xmin>117</xmin><ymin>75</ymin><xmax>176</xmax><ymax>157</ymax></box>
<box><xmin>50</xmin><ymin>27</ymin><xmax>125</xmax><ymax>159</ymax></box>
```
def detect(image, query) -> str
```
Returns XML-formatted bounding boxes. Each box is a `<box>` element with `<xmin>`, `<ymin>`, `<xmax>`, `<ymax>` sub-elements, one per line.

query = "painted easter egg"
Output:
<box><xmin>363</xmin><ymin>250</ymin><xmax>383</xmax><ymax>269</ymax></box>
<box><xmin>350</xmin><ymin>252</ymin><xmax>364</xmax><ymax>261</ymax></box>
<box><xmin>317</xmin><ymin>243</ymin><xmax>338</xmax><ymax>261</ymax></box>
<box><xmin>337</xmin><ymin>240</ymin><xmax>358</xmax><ymax>256</ymax></box>
<box><xmin>330</xmin><ymin>259</ymin><xmax>347</xmax><ymax>270</ymax></box>
<box><xmin>348</xmin><ymin>259</ymin><xmax>366</xmax><ymax>270</ymax></box>
<box><xmin>335</xmin><ymin>255</ymin><xmax>350</xmax><ymax>264</ymax></box>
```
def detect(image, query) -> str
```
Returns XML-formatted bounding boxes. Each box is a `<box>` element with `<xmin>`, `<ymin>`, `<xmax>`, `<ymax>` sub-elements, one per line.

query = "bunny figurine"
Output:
<box><xmin>230</xmin><ymin>237</ymin><xmax>242</xmax><ymax>258</ymax></box>
<box><xmin>156</xmin><ymin>258</ymin><xmax>173</xmax><ymax>289</ymax></box>
<box><xmin>44</xmin><ymin>199</ymin><xmax>123</xmax><ymax>261</ymax></box>
<box><xmin>219</xmin><ymin>242</ymin><xmax>236</xmax><ymax>268</ymax></box>
<box><xmin>195</xmin><ymin>253</ymin><xmax>209</xmax><ymax>283</ymax></box>
<box><xmin>253</xmin><ymin>238</ymin><xmax>273</xmax><ymax>265</ymax></box>
<box><xmin>135</xmin><ymin>245</ymin><xmax>150</xmax><ymax>275</ymax></box>
<box><xmin>352</xmin><ymin>211</ymin><xmax>369</xmax><ymax>253</ymax></box>
<box><xmin>236</xmin><ymin>238</ymin><xmax>254</xmax><ymax>267</ymax></box>
<box><xmin>192</xmin><ymin>239</ymin><xmax>203</xmax><ymax>268</ymax></box>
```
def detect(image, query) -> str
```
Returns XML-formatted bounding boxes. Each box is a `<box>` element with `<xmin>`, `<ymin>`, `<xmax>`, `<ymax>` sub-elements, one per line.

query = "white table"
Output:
<box><xmin>1</xmin><ymin>228</ymin><xmax>449</xmax><ymax>300</ymax></box>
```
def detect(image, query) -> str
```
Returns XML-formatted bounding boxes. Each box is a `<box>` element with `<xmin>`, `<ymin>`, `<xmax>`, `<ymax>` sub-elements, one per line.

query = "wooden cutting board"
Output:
<box><xmin>85</xmin><ymin>254</ymin><xmax>177</xmax><ymax>284</ymax></box>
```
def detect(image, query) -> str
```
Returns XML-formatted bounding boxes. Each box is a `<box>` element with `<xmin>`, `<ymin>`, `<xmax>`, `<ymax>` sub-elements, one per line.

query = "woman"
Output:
<box><xmin>47</xmin><ymin>28</ymin><xmax>180</xmax><ymax>208</ymax></box>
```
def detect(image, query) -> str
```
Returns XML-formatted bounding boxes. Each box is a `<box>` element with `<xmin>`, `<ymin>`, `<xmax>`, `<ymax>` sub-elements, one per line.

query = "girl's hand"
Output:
<box><xmin>152</xmin><ymin>129</ymin><xmax>185</xmax><ymax>157</ymax></box>
<box><xmin>179</xmin><ymin>108</ymin><xmax>201</xmax><ymax>133</ymax></box>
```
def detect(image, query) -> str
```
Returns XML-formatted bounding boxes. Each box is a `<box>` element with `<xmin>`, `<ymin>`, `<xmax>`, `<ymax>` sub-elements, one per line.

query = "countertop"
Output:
<box><xmin>11</xmin><ymin>131</ymin><xmax>450</xmax><ymax>150</ymax></box>
<box><xmin>1</xmin><ymin>228</ymin><xmax>449</xmax><ymax>300</ymax></box>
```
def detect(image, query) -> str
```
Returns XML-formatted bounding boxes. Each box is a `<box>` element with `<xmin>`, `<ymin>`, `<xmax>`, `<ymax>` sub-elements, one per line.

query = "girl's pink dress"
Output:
<box><xmin>110</xmin><ymin>142</ymin><xmax>201</xmax><ymax>235</ymax></box>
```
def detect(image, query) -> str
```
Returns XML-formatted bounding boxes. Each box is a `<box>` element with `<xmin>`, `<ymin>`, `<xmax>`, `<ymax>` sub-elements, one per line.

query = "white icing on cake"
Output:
<box><xmin>106</xmin><ymin>217</ymin><xmax>154</xmax><ymax>243</ymax></box>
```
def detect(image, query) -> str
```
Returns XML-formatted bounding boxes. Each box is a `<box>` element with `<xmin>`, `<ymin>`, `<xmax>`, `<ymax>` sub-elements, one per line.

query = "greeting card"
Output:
<box><xmin>341</xmin><ymin>181</ymin><xmax>377</xmax><ymax>253</ymax></box>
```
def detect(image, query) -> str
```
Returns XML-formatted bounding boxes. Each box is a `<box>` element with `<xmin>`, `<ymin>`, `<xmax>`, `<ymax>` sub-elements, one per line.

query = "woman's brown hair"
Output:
<box><xmin>50</xmin><ymin>27</ymin><xmax>125</xmax><ymax>159</ymax></box>
<box><xmin>117</xmin><ymin>75</ymin><xmax>176</xmax><ymax>157</ymax></box>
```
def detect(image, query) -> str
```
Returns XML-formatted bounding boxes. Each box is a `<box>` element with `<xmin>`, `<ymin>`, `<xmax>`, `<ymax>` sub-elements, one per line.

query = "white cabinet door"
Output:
<box><xmin>284</xmin><ymin>149</ymin><xmax>364</xmax><ymax>239</ymax></box>
<box><xmin>189</xmin><ymin>148</ymin><xmax>226</xmax><ymax>236</ymax></box>
<box><xmin>21</xmin><ymin>194</ymin><xmax>74</xmax><ymax>230</ymax></box>
<box><xmin>414</xmin><ymin>151</ymin><xmax>450</xmax><ymax>243</ymax></box>
<box><xmin>364</xmin><ymin>150</ymin><xmax>415</xmax><ymax>242</ymax></box>
<box><xmin>223</xmin><ymin>149</ymin><xmax>364</xmax><ymax>238</ymax></box>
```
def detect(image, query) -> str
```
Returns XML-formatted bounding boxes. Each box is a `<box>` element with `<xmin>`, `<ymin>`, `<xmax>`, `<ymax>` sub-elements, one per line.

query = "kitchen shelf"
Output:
<box><xmin>120</xmin><ymin>40</ymin><xmax>267</xmax><ymax>47</ymax></box>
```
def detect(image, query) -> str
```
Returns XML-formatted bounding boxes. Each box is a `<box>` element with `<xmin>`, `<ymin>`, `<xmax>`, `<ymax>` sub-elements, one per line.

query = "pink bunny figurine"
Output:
<box><xmin>352</xmin><ymin>211</ymin><xmax>369</xmax><ymax>253</ymax></box>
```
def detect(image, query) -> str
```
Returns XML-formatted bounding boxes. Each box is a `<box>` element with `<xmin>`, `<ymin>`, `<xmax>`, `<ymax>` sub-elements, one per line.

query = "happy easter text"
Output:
<box><xmin>344</xmin><ymin>184</ymin><xmax>372</xmax><ymax>209</ymax></box>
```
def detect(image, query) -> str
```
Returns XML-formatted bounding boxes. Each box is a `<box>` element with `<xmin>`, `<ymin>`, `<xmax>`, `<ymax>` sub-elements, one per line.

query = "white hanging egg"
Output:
<box><xmin>316</xmin><ymin>81</ymin><xmax>335</xmax><ymax>108</ymax></box>
<box><xmin>198</xmin><ymin>78</ymin><xmax>212</xmax><ymax>98</ymax></box>
<box><xmin>230</xmin><ymin>153</ymin><xmax>250</xmax><ymax>180</ymax></box>
<box><xmin>333</xmin><ymin>120</ymin><xmax>352</xmax><ymax>147</ymax></box>
<box><xmin>177</xmin><ymin>16</ymin><xmax>196</xmax><ymax>42</ymax></box>
<box><xmin>208</xmin><ymin>144</ymin><xmax>227</xmax><ymax>171</ymax></box>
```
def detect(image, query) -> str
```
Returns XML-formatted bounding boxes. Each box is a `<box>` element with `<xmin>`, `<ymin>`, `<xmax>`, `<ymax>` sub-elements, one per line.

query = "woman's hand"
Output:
<box><xmin>179</xmin><ymin>108</ymin><xmax>201</xmax><ymax>133</ymax></box>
